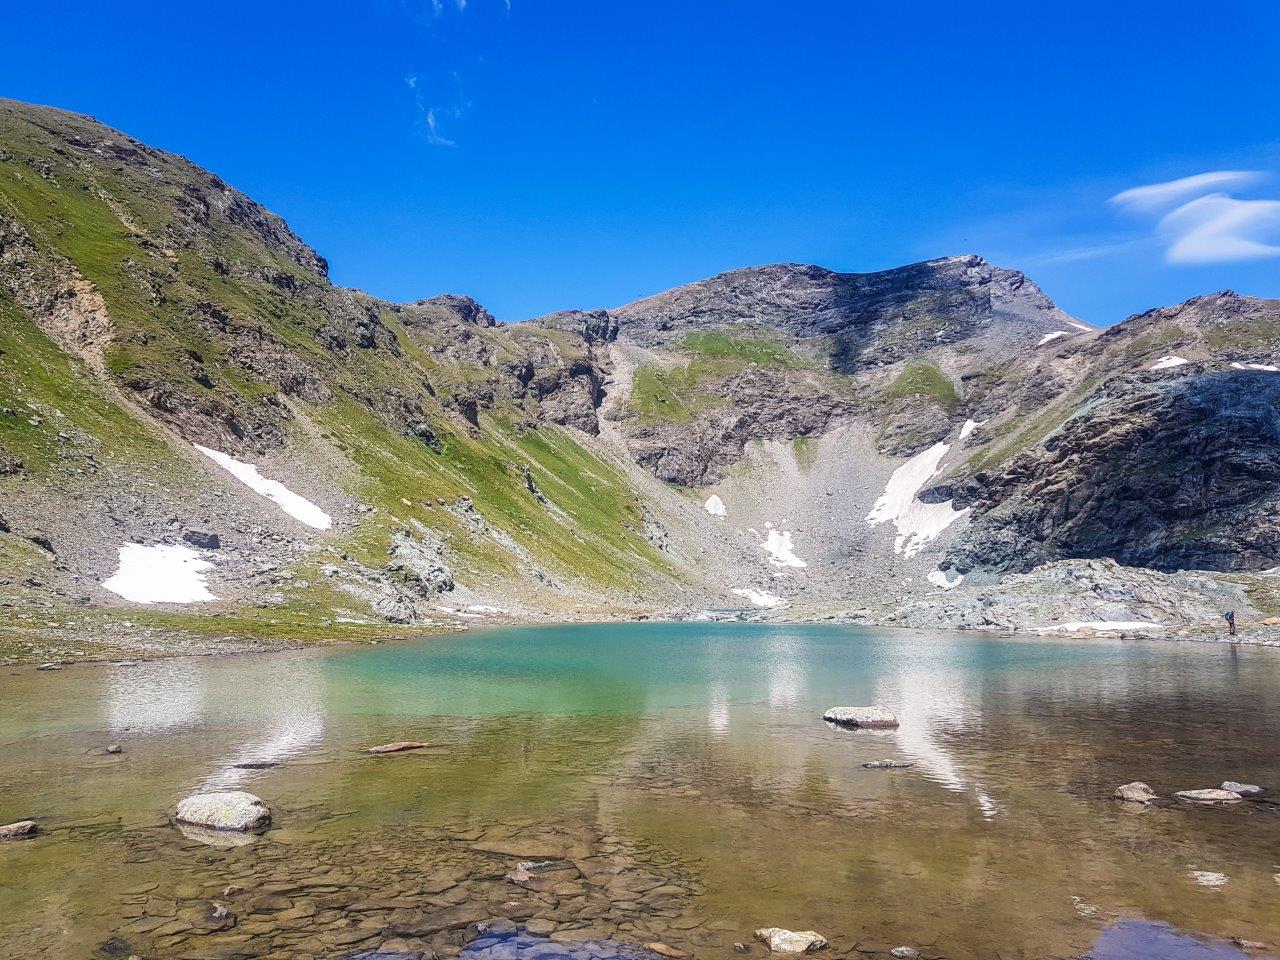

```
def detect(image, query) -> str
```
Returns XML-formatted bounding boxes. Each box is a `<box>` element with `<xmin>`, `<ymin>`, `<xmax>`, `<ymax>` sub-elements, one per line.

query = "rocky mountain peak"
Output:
<box><xmin>399</xmin><ymin>294</ymin><xmax>497</xmax><ymax>328</ymax></box>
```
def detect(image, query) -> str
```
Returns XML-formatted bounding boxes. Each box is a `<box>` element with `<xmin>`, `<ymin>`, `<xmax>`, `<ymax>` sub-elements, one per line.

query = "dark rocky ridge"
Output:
<box><xmin>946</xmin><ymin>348</ymin><xmax>1280</xmax><ymax>575</ymax></box>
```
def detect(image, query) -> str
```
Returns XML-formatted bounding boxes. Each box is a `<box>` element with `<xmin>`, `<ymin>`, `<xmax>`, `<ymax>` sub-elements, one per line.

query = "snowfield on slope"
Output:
<box><xmin>195</xmin><ymin>444</ymin><xmax>333</xmax><ymax>530</ymax></box>
<box><xmin>761</xmin><ymin>529</ymin><xmax>807</xmax><ymax>568</ymax></box>
<box><xmin>866</xmin><ymin>442</ymin><xmax>969</xmax><ymax>557</ymax></box>
<box><xmin>1037</xmin><ymin>331</ymin><xmax>1070</xmax><ymax>346</ymax></box>
<box><xmin>704</xmin><ymin>494</ymin><xmax>727</xmax><ymax>516</ymax></box>
<box><xmin>1150</xmin><ymin>356</ymin><xmax>1189</xmax><ymax>370</ymax></box>
<box><xmin>732</xmin><ymin>587</ymin><xmax>785</xmax><ymax>608</ymax></box>
<box><xmin>103</xmin><ymin>543</ymin><xmax>217</xmax><ymax>604</ymax></box>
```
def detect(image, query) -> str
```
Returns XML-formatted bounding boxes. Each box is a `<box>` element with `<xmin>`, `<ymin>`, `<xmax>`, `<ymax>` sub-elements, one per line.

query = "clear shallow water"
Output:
<box><xmin>2</xmin><ymin>622</ymin><xmax>1279</xmax><ymax>959</ymax></box>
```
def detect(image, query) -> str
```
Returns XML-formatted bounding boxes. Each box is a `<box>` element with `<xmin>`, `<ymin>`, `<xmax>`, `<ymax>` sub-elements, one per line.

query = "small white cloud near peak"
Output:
<box><xmin>1160</xmin><ymin>193</ymin><xmax>1280</xmax><ymax>264</ymax></box>
<box><xmin>1110</xmin><ymin>171</ymin><xmax>1264</xmax><ymax>213</ymax></box>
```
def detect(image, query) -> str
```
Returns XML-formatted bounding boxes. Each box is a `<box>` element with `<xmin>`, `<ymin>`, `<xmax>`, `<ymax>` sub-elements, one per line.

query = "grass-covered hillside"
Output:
<box><xmin>0</xmin><ymin>98</ymin><xmax>726</xmax><ymax>657</ymax></box>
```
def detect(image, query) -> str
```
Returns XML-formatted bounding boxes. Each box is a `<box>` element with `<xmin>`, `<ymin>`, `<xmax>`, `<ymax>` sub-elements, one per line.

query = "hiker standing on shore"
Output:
<box><xmin>1224</xmin><ymin>610</ymin><xmax>1237</xmax><ymax>636</ymax></box>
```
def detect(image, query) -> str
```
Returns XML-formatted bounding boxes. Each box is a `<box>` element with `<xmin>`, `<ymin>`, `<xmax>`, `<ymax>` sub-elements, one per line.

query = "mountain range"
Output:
<box><xmin>3</xmin><ymin>97</ymin><xmax>1278</xmax><ymax>660</ymax></box>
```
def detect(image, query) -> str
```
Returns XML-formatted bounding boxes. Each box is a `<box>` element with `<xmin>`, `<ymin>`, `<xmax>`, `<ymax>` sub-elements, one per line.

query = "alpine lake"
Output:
<box><xmin>2</xmin><ymin>622</ymin><xmax>1279</xmax><ymax>960</ymax></box>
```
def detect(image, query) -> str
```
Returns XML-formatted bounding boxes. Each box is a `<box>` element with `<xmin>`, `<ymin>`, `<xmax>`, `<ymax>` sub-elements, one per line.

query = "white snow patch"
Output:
<box><xmin>927</xmin><ymin>569</ymin><xmax>964</xmax><ymax>590</ymax></box>
<box><xmin>1037</xmin><ymin>331</ymin><xmax>1071</xmax><ymax>346</ymax></box>
<box><xmin>194</xmin><ymin>444</ymin><xmax>332</xmax><ymax>530</ymax></box>
<box><xmin>761</xmin><ymin>529</ymin><xmax>807</xmax><ymax>568</ymax></box>
<box><xmin>1150</xmin><ymin>355</ymin><xmax>1190</xmax><ymax>370</ymax></box>
<box><xmin>704</xmin><ymin>494</ymin><xmax>726</xmax><ymax>517</ymax></box>
<box><xmin>866</xmin><ymin>443</ymin><xmax>970</xmax><ymax>557</ymax></box>
<box><xmin>103</xmin><ymin>543</ymin><xmax>216</xmax><ymax>605</ymax></box>
<box><xmin>1231</xmin><ymin>362</ymin><xmax>1280</xmax><ymax>372</ymax></box>
<box><xmin>732</xmin><ymin>587</ymin><xmax>786</xmax><ymax>608</ymax></box>
<box><xmin>467</xmin><ymin>604</ymin><xmax>509</xmax><ymax>614</ymax></box>
<box><xmin>1067</xmin><ymin>320</ymin><xmax>1092</xmax><ymax>332</ymax></box>
<box><xmin>1029</xmin><ymin>620</ymin><xmax>1165</xmax><ymax>633</ymax></box>
<box><xmin>959</xmin><ymin>419</ymin><xmax>983</xmax><ymax>441</ymax></box>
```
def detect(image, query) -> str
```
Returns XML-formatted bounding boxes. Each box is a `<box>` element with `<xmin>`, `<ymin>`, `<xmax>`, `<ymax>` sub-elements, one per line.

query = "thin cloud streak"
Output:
<box><xmin>1109</xmin><ymin>170</ymin><xmax>1263</xmax><ymax>213</ymax></box>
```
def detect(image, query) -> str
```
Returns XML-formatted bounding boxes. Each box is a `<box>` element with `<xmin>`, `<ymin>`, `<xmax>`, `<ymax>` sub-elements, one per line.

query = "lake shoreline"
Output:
<box><xmin>2</xmin><ymin>606</ymin><xmax>1276</xmax><ymax>668</ymax></box>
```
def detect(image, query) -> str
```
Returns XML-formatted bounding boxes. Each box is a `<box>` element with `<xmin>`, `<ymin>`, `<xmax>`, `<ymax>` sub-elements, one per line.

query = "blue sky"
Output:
<box><xmin>4</xmin><ymin>1</ymin><xmax>1279</xmax><ymax>324</ymax></box>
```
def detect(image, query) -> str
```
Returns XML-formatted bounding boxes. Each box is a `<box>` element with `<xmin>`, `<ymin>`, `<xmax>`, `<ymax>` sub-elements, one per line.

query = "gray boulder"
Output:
<box><xmin>1113</xmin><ymin>782</ymin><xmax>1158</xmax><ymax>803</ymax></box>
<box><xmin>174</xmin><ymin>791</ymin><xmax>271</xmax><ymax>831</ymax></box>
<box><xmin>1222</xmin><ymin>781</ymin><xmax>1264</xmax><ymax>797</ymax></box>
<box><xmin>1174</xmin><ymin>788</ymin><xmax>1242</xmax><ymax>804</ymax></box>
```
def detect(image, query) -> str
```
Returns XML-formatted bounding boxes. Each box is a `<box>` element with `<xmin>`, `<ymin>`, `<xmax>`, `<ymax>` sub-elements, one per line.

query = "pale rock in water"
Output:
<box><xmin>1221</xmin><ymin>781</ymin><xmax>1263</xmax><ymax>797</ymax></box>
<box><xmin>823</xmin><ymin>705</ymin><xmax>899</xmax><ymax>728</ymax></box>
<box><xmin>0</xmin><ymin>820</ymin><xmax>37</xmax><ymax>839</ymax></box>
<box><xmin>1113</xmin><ymin>782</ymin><xmax>1158</xmax><ymax>803</ymax></box>
<box><xmin>754</xmin><ymin>928</ymin><xmax>829</xmax><ymax>954</ymax></box>
<box><xmin>1174</xmin><ymin>788</ymin><xmax>1242</xmax><ymax>804</ymax></box>
<box><xmin>174</xmin><ymin>791</ymin><xmax>271</xmax><ymax>832</ymax></box>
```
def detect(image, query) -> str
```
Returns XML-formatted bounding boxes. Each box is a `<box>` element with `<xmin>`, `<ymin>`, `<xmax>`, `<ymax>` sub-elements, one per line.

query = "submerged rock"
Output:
<box><xmin>891</xmin><ymin>949</ymin><xmax>919</xmax><ymax>959</ymax></box>
<box><xmin>1113</xmin><ymin>782</ymin><xmax>1158</xmax><ymax>803</ymax></box>
<box><xmin>863</xmin><ymin>760</ymin><xmax>914</xmax><ymax>769</ymax></box>
<box><xmin>645</xmin><ymin>943</ymin><xmax>691</xmax><ymax>958</ymax></box>
<box><xmin>754</xmin><ymin>928</ymin><xmax>829</xmax><ymax>954</ymax></box>
<box><xmin>823</xmin><ymin>706</ymin><xmax>898</xmax><ymax>729</ymax></box>
<box><xmin>105</xmin><ymin>744</ymin><xmax>123</xmax><ymax>754</ymax></box>
<box><xmin>174</xmin><ymin>791</ymin><xmax>271</xmax><ymax>831</ymax></box>
<box><xmin>1174</xmin><ymin>788</ymin><xmax>1242</xmax><ymax>804</ymax></box>
<box><xmin>367</xmin><ymin>741</ymin><xmax>430</xmax><ymax>754</ymax></box>
<box><xmin>1222</xmin><ymin>781</ymin><xmax>1264</xmax><ymax>797</ymax></box>
<box><xmin>0</xmin><ymin>819</ymin><xmax>37</xmax><ymax>839</ymax></box>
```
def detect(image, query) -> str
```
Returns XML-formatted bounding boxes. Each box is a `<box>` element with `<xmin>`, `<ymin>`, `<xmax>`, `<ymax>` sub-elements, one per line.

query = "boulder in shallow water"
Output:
<box><xmin>1113</xmin><ymin>782</ymin><xmax>1158</xmax><ymax>803</ymax></box>
<box><xmin>0</xmin><ymin>820</ymin><xmax>37</xmax><ymax>839</ymax></box>
<box><xmin>1174</xmin><ymin>788</ymin><xmax>1242</xmax><ymax>804</ymax></box>
<box><xmin>367</xmin><ymin>741</ymin><xmax>430</xmax><ymax>754</ymax></box>
<box><xmin>822</xmin><ymin>706</ymin><xmax>898</xmax><ymax>729</ymax></box>
<box><xmin>1222</xmin><ymin>781</ymin><xmax>1264</xmax><ymax>797</ymax></box>
<box><xmin>174</xmin><ymin>791</ymin><xmax>271</xmax><ymax>831</ymax></box>
<box><xmin>754</xmin><ymin>928</ymin><xmax>828</xmax><ymax>954</ymax></box>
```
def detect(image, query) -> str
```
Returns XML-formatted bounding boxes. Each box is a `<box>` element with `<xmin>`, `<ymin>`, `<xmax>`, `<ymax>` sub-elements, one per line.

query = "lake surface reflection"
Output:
<box><xmin>1</xmin><ymin>623</ymin><xmax>1278</xmax><ymax>959</ymax></box>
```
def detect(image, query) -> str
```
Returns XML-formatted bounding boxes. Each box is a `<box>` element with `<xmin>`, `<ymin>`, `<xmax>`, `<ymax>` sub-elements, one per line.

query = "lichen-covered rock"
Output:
<box><xmin>174</xmin><ymin>791</ymin><xmax>271</xmax><ymax>831</ymax></box>
<box><xmin>754</xmin><ymin>928</ymin><xmax>829</xmax><ymax>954</ymax></box>
<box><xmin>823</xmin><ymin>706</ymin><xmax>899</xmax><ymax>729</ymax></box>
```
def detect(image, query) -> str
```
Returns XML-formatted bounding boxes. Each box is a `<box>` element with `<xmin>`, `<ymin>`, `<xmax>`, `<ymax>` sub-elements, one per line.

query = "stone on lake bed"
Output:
<box><xmin>754</xmin><ymin>928</ymin><xmax>829</xmax><ymax>954</ymax></box>
<box><xmin>891</xmin><ymin>949</ymin><xmax>920</xmax><ymax>959</ymax></box>
<box><xmin>367</xmin><ymin>741</ymin><xmax>430</xmax><ymax>754</ymax></box>
<box><xmin>0</xmin><ymin>819</ymin><xmax>37</xmax><ymax>839</ymax></box>
<box><xmin>823</xmin><ymin>706</ymin><xmax>898</xmax><ymax>729</ymax></box>
<box><xmin>863</xmin><ymin>760</ymin><xmax>914</xmax><ymax>769</ymax></box>
<box><xmin>1174</xmin><ymin>788</ymin><xmax>1242</xmax><ymax>804</ymax></box>
<box><xmin>1222</xmin><ymin>781</ymin><xmax>1264</xmax><ymax>797</ymax></box>
<box><xmin>174</xmin><ymin>791</ymin><xmax>271</xmax><ymax>831</ymax></box>
<box><xmin>646</xmin><ymin>943</ymin><xmax>691</xmax><ymax>958</ymax></box>
<box><xmin>1113</xmin><ymin>782</ymin><xmax>1158</xmax><ymax>803</ymax></box>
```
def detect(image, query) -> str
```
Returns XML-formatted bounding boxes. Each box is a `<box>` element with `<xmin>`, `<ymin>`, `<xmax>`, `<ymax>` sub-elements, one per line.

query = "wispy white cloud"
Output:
<box><xmin>1159</xmin><ymin>193</ymin><xmax>1280</xmax><ymax>264</ymax></box>
<box><xmin>1109</xmin><ymin>170</ymin><xmax>1263</xmax><ymax>214</ymax></box>
<box><xmin>405</xmin><ymin>74</ymin><xmax>459</xmax><ymax>146</ymax></box>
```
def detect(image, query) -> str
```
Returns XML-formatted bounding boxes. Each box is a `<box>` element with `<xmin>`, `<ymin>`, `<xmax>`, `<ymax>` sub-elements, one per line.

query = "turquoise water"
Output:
<box><xmin>2</xmin><ymin>623</ymin><xmax>1279</xmax><ymax>959</ymax></box>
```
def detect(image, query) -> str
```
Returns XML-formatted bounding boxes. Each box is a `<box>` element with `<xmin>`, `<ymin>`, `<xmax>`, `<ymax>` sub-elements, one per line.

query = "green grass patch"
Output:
<box><xmin>884</xmin><ymin>361</ymin><xmax>959</xmax><ymax>408</ymax></box>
